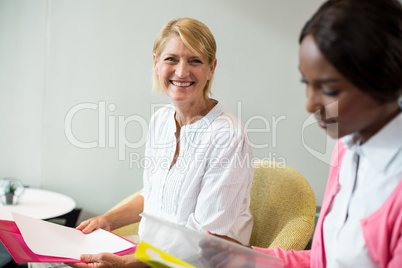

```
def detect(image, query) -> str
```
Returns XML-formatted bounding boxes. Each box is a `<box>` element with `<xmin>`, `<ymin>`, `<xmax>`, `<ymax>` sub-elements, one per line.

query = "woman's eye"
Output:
<box><xmin>164</xmin><ymin>57</ymin><xmax>176</xmax><ymax>62</ymax></box>
<box><xmin>300</xmin><ymin>78</ymin><xmax>308</xmax><ymax>85</ymax></box>
<box><xmin>190</xmin><ymin>59</ymin><xmax>202</xmax><ymax>64</ymax></box>
<box><xmin>322</xmin><ymin>88</ymin><xmax>339</xmax><ymax>96</ymax></box>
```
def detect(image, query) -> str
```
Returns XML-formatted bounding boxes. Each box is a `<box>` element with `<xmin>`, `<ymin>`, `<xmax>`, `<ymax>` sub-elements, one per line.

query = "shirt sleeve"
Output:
<box><xmin>252</xmin><ymin>247</ymin><xmax>311</xmax><ymax>268</ymax></box>
<box><xmin>185</xmin><ymin>120</ymin><xmax>254</xmax><ymax>245</ymax></box>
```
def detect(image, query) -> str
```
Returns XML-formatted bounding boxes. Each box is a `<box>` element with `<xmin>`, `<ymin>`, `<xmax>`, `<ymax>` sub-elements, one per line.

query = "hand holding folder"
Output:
<box><xmin>0</xmin><ymin>213</ymin><xmax>137</xmax><ymax>263</ymax></box>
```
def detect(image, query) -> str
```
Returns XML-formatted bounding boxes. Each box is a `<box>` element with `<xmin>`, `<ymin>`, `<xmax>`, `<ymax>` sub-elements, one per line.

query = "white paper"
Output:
<box><xmin>13</xmin><ymin>212</ymin><xmax>135</xmax><ymax>260</ymax></box>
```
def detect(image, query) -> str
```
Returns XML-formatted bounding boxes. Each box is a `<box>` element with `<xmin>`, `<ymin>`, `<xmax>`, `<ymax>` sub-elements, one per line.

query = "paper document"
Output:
<box><xmin>12</xmin><ymin>212</ymin><xmax>136</xmax><ymax>260</ymax></box>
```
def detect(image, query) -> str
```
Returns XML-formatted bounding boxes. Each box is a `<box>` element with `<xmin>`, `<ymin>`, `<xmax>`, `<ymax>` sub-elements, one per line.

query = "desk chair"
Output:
<box><xmin>249</xmin><ymin>160</ymin><xmax>316</xmax><ymax>250</ymax></box>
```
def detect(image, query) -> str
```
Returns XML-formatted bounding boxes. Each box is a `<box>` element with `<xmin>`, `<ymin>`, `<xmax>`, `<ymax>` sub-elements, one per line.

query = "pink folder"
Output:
<box><xmin>0</xmin><ymin>219</ymin><xmax>137</xmax><ymax>263</ymax></box>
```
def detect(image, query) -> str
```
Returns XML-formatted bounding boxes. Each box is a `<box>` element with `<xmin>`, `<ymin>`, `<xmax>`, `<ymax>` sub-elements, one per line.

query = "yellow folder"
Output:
<box><xmin>134</xmin><ymin>241</ymin><xmax>195</xmax><ymax>268</ymax></box>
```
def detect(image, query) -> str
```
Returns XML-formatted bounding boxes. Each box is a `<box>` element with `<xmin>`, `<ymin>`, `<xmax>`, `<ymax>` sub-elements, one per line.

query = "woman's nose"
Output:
<box><xmin>305</xmin><ymin>86</ymin><xmax>322</xmax><ymax>114</ymax></box>
<box><xmin>175</xmin><ymin>61</ymin><xmax>190</xmax><ymax>78</ymax></box>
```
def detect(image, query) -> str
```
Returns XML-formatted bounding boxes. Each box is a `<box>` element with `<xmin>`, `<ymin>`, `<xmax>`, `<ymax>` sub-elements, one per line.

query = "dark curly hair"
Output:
<box><xmin>300</xmin><ymin>0</ymin><xmax>402</xmax><ymax>103</ymax></box>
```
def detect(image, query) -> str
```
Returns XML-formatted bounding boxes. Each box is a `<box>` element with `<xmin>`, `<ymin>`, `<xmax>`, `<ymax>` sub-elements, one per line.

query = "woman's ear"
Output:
<box><xmin>208</xmin><ymin>59</ymin><xmax>217</xmax><ymax>80</ymax></box>
<box><xmin>153</xmin><ymin>53</ymin><xmax>159</xmax><ymax>75</ymax></box>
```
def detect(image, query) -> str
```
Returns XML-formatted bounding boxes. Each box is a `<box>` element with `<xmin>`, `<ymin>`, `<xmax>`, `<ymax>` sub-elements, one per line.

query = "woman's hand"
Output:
<box><xmin>67</xmin><ymin>253</ymin><xmax>147</xmax><ymax>268</ymax></box>
<box><xmin>76</xmin><ymin>215</ymin><xmax>112</xmax><ymax>234</ymax></box>
<box><xmin>200</xmin><ymin>231</ymin><xmax>252</xmax><ymax>268</ymax></box>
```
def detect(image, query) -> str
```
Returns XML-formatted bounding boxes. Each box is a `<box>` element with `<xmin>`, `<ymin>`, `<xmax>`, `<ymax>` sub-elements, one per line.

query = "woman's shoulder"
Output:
<box><xmin>210</xmin><ymin>102</ymin><xmax>245</xmax><ymax>131</ymax></box>
<box><xmin>204</xmin><ymin>103</ymin><xmax>250</xmax><ymax>147</ymax></box>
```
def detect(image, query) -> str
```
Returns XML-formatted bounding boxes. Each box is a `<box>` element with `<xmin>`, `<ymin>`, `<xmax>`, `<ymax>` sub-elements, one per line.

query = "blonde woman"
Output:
<box><xmin>72</xmin><ymin>18</ymin><xmax>254</xmax><ymax>267</ymax></box>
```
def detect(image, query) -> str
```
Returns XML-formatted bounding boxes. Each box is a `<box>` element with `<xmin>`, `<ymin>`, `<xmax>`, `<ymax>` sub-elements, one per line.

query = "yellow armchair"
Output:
<box><xmin>249</xmin><ymin>160</ymin><xmax>316</xmax><ymax>250</ymax></box>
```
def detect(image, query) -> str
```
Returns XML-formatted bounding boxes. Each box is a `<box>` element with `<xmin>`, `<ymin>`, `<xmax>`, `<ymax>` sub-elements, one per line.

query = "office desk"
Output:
<box><xmin>0</xmin><ymin>188</ymin><xmax>76</xmax><ymax>221</ymax></box>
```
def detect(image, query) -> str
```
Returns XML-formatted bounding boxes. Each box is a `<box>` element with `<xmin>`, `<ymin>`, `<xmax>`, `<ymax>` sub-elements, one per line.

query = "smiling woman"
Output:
<box><xmin>152</xmin><ymin>18</ymin><xmax>218</xmax><ymax>129</ymax></box>
<box><xmin>63</xmin><ymin>18</ymin><xmax>255</xmax><ymax>268</ymax></box>
<box><xmin>152</xmin><ymin>18</ymin><xmax>217</xmax><ymax>98</ymax></box>
<box><xmin>153</xmin><ymin>35</ymin><xmax>216</xmax><ymax>114</ymax></box>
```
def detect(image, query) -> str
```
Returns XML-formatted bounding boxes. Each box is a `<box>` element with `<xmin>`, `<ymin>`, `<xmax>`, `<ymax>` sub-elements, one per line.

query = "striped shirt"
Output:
<box><xmin>139</xmin><ymin>100</ymin><xmax>254</xmax><ymax>245</ymax></box>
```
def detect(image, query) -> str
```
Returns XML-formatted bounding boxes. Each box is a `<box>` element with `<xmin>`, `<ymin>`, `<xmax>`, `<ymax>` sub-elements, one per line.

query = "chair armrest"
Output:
<box><xmin>268</xmin><ymin>215</ymin><xmax>315</xmax><ymax>251</ymax></box>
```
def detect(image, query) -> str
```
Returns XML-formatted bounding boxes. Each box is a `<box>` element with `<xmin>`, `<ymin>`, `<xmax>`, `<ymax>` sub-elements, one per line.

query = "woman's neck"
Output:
<box><xmin>174</xmin><ymin>98</ymin><xmax>216</xmax><ymax>128</ymax></box>
<box><xmin>357</xmin><ymin>102</ymin><xmax>401</xmax><ymax>144</ymax></box>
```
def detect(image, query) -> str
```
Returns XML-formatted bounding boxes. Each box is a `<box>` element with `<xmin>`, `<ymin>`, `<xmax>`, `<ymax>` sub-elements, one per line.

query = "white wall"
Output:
<box><xmin>0</xmin><ymin>0</ymin><xmax>332</xmax><ymax>221</ymax></box>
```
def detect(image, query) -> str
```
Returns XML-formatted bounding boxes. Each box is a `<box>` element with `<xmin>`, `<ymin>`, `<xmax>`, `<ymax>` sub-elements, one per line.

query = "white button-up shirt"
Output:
<box><xmin>139</xmin><ymin>101</ymin><xmax>254</xmax><ymax>245</ymax></box>
<box><xmin>323</xmin><ymin>112</ymin><xmax>402</xmax><ymax>267</ymax></box>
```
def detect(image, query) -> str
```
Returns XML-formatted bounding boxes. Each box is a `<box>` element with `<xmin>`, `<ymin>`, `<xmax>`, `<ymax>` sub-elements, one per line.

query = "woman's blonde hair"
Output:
<box><xmin>152</xmin><ymin>18</ymin><xmax>217</xmax><ymax>97</ymax></box>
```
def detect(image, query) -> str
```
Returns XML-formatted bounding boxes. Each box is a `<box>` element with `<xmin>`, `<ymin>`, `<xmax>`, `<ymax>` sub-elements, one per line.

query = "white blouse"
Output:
<box><xmin>139</xmin><ymin>101</ymin><xmax>254</xmax><ymax>245</ymax></box>
<box><xmin>323</xmin><ymin>112</ymin><xmax>402</xmax><ymax>267</ymax></box>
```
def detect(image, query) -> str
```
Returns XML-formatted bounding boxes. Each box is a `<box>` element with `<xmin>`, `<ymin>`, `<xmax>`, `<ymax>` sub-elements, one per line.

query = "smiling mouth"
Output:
<box><xmin>171</xmin><ymin>81</ymin><xmax>194</xmax><ymax>87</ymax></box>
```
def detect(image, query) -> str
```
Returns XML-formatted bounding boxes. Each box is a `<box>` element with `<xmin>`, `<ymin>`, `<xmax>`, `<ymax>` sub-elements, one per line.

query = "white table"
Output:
<box><xmin>0</xmin><ymin>188</ymin><xmax>76</xmax><ymax>221</ymax></box>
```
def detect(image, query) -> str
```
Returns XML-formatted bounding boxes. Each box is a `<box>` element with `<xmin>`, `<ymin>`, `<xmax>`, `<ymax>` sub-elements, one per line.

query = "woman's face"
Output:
<box><xmin>153</xmin><ymin>35</ymin><xmax>216</xmax><ymax>105</ymax></box>
<box><xmin>299</xmin><ymin>34</ymin><xmax>398</xmax><ymax>142</ymax></box>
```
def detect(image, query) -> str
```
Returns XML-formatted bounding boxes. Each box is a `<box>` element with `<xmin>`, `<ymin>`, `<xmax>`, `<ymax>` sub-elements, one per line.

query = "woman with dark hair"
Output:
<box><xmin>253</xmin><ymin>0</ymin><xmax>402</xmax><ymax>267</ymax></box>
<box><xmin>203</xmin><ymin>0</ymin><xmax>402</xmax><ymax>267</ymax></box>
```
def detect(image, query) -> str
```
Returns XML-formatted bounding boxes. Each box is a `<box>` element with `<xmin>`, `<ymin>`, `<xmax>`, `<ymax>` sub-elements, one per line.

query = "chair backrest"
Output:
<box><xmin>249</xmin><ymin>160</ymin><xmax>316</xmax><ymax>250</ymax></box>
